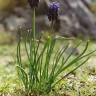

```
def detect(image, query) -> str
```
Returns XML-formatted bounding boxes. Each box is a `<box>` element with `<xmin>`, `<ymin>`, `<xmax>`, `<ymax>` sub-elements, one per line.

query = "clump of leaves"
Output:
<box><xmin>17</xmin><ymin>29</ymin><xmax>96</xmax><ymax>95</ymax></box>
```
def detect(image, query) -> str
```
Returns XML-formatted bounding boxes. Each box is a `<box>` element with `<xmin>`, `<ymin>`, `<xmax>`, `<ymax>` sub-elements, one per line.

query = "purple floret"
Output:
<box><xmin>48</xmin><ymin>2</ymin><xmax>60</xmax><ymax>21</ymax></box>
<box><xmin>49</xmin><ymin>2</ymin><xmax>60</xmax><ymax>10</ymax></box>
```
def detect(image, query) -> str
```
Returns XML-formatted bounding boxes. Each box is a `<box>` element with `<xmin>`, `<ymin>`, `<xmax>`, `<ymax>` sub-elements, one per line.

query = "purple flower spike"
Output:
<box><xmin>50</xmin><ymin>2</ymin><xmax>60</xmax><ymax>10</ymax></box>
<box><xmin>48</xmin><ymin>2</ymin><xmax>60</xmax><ymax>21</ymax></box>
<box><xmin>28</xmin><ymin>0</ymin><xmax>39</xmax><ymax>8</ymax></box>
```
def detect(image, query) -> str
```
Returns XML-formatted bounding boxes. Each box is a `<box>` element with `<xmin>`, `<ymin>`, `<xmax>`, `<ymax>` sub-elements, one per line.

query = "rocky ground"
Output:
<box><xmin>0</xmin><ymin>0</ymin><xmax>96</xmax><ymax>43</ymax></box>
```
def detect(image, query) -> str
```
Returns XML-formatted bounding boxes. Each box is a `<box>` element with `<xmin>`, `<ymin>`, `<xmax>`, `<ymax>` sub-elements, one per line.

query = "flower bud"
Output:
<box><xmin>28</xmin><ymin>0</ymin><xmax>39</xmax><ymax>8</ymax></box>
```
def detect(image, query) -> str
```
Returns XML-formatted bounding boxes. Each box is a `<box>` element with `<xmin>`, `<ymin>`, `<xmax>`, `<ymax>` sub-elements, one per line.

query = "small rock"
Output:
<box><xmin>87</xmin><ymin>58</ymin><xmax>96</xmax><ymax>72</ymax></box>
<box><xmin>4</xmin><ymin>15</ymin><xmax>27</xmax><ymax>31</ymax></box>
<box><xmin>0</xmin><ymin>24</ymin><xmax>5</xmax><ymax>32</ymax></box>
<box><xmin>65</xmin><ymin>46</ymin><xmax>79</xmax><ymax>56</ymax></box>
<box><xmin>88</xmin><ymin>75</ymin><xmax>96</xmax><ymax>82</ymax></box>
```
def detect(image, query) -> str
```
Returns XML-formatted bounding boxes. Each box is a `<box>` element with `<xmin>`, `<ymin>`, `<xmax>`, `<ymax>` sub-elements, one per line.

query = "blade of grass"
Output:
<box><xmin>16</xmin><ymin>65</ymin><xmax>28</xmax><ymax>90</ymax></box>
<box><xmin>42</xmin><ymin>38</ymin><xmax>56</xmax><ymax>80</ymax></box>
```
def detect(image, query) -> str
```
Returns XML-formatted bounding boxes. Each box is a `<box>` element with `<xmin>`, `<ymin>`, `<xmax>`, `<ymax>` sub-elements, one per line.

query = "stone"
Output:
<box><xmin>65</xmin><ymin>46</ymin><xmax>79</xmax><ymax>56</ymax></box>
<box><xmin>0</xmin><ymin>0</ymin><xmax>96</xmax><ymax>39</ymax></box>
<box><xmin>0</xmin><ymin>24</ymin><xmax>5</xmax><ymax>32</ymax></box>
<box><xmin>4</xmin><ymin>15</ymin><xmax>27</xmax><ymax>31</ymax></box>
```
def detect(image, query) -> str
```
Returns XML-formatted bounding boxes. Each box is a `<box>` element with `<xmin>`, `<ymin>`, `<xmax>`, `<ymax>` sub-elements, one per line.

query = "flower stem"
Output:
<box><xmin>32</xmin><ymin>8</ymin><xmax>36</xmax><ymax>40</ymax></box>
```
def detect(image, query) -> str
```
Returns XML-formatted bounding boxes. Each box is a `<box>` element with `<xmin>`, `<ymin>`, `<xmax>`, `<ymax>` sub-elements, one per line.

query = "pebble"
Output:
<box><xmin>4</xmin><ymin>15</ymin><xmax>27</xmax><ymax>31</ymax></box>
<box><xmin>0</xmin><ymin>24</ymin><xmax>5</xmax><ymax>32</ymax></box>
<box><xmin>88</xmin><ymin>75</ymin><xmax>96</xmax><ymax>82</ymax></box>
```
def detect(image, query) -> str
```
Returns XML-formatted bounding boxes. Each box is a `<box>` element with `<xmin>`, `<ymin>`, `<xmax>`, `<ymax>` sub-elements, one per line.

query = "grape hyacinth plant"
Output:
<box><xmin>16</xmin><ymin>1</ymin><xmax>96</xmax><ymax>95</ymax></box>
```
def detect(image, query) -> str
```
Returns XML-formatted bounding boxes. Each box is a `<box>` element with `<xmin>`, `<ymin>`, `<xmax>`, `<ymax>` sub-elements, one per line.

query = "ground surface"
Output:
<box><xmin>0</xmin><ymin>40</ymin><xmax>96</xmax><ymax>96</ymax></box>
